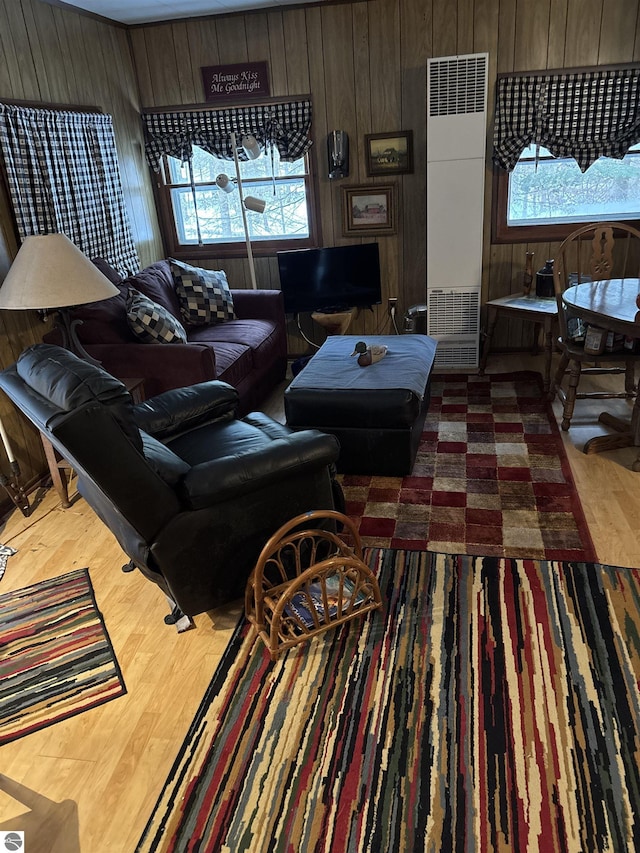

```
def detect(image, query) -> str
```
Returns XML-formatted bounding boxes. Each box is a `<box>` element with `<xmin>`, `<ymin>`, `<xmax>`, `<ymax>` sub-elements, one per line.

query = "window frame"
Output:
<box><xmin>151</xmin><ymin>144</ymin><xmax>322</xmax><ymax>262</ymax></box>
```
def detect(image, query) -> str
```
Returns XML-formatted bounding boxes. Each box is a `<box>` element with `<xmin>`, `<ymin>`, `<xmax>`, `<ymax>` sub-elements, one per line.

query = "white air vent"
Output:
<box><xmin>434</xmin><ymin>341</ymin><xmax>480</xmax><ymax>369</ymax></box>
<box><xmin>427</xmin><ymin>289</ymin><xmax>480</xmax><ymax>337</ymax></box>
<box><xmin>428</xmin><ymin>54</ymin><xmax>488</xmax><ymax>116</ymax></box>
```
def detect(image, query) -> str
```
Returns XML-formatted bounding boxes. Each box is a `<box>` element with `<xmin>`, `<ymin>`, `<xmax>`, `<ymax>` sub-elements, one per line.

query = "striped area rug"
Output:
<box><xmin>0</xmin><ymin>568</ymin><xmax>126</xmax><ymax>745</ymax></box>
<box><xmin>137</xmin><ymin>550</ymin><xmax>640</xmax><ymax>853</ymax></box>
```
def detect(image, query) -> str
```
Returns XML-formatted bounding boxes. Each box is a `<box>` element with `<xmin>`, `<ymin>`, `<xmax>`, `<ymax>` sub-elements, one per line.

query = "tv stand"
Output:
<box><xmin>311</xmin><ymin>306</ymin><xmax>358</xmax><ymax>335</ymax></box>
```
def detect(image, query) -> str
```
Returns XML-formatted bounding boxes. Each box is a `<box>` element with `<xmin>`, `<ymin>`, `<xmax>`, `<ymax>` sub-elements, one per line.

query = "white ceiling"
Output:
<box><xmin>58</xmin><ymin>0</ymin><xmax>332</xmax><ymax>26</ymax></box>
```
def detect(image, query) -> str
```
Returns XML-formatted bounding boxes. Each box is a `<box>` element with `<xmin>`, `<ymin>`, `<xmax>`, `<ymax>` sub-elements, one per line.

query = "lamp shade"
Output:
<box><xmin>0</xmin><ymin>233</ymin><xmax>119</xmax><ymax>310</ymax></box>
<box><xmin>215</xmin><ymin>173</ymin><xmax>235</xmax><ymax>193</ymax></box>
<box><xmin>242</xmin><ymin>135</ymin><xmax>261</xmax><ymax>160</ymax></box>
<box><xmin>244</xmin><ymin>196</ymin><xmax>266</xmax><ymax>214</ymax></box>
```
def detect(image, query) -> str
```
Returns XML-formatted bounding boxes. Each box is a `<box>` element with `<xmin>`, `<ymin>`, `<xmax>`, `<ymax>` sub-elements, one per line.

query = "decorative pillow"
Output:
<box><xmin>126</xmin><ymin>287</ymin><xmax>187</xmax><ymax>344</ymax></box>
<box><xmin>169</xmin><ymin>259</ymin><xmax>235</xmax><ymax>327</ymax></box>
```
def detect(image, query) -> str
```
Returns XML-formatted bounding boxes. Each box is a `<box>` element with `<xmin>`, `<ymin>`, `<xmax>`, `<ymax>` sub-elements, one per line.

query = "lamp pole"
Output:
<box><xmin>230</xmin><ymin>131</ymin><xmax>258</xmax><ymax>290</ymax></box>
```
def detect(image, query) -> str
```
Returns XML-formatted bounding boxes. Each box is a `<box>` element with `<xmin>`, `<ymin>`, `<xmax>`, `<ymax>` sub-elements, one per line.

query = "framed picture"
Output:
<box><xmin>365</xmin><ymin>131</ymin><xmax>413</xmax><ymax>176</ymax></box>
<box><xmin>341</xmin><ymin>184</ymin><xmax>397</xmax><ymax>237</ymax></box>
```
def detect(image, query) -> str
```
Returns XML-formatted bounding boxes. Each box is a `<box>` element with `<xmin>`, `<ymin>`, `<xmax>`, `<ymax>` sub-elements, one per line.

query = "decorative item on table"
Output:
<box><xmin>566</xmin><ymin>315</ymin><xmax>586</xmax><ymax>343</ymax></box>
<box><xmin>605</xmin><ymin>331</ymin><xmax>626</xmax><ymax>353</ymax></box>
<box><xmin>535</xmin><ymin>259</ymin><xmax>555</xmax><ymax>298</ymax></box>
<box><xmin>523</xmin><ymin>251</ymin><xmax>534</xmax><ymax>296</ymax></box>
<box><xmin>350</xmin><ymin>340</ymin><xmax>388</xmax><ymax>366</ymax></box>
<box><xmin>583</xmin><ymin>325</ymin><xmax>607</xmax><ymax>356</ymax></box>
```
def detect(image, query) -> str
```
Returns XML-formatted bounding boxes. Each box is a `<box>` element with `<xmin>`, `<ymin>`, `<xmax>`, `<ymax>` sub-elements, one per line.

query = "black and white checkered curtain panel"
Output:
<box><xmin>0</xmin><ymin>105</ymin><xmax>140</xmax><ymax>276</ymax></box>
<box><xmin>143</xmin><ymin>100</ymin><xmax>312</xmax><ymax>170</ymax></box>
<box><xmin>493</xmin><ymin>67</ymin><xmax>640</xmax><ymax>172</ymax></box>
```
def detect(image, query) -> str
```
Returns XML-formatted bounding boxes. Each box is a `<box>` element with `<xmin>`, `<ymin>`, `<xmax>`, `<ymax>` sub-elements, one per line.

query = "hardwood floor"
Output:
<box><xmin>1</xmin><ymin>351</ymin><xmax>639</xmax><ymax>852</ymax></box>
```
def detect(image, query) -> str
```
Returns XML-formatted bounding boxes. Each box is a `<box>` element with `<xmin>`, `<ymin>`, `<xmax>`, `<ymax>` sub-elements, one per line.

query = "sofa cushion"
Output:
<box><xmin>207</xmin><ymin>342</ymin><xmax>254</xmax><ymax>389</ymax></box>
<box><xmin>126</xmin><ymin>288</ymin><xmax>188</xmax><ymax>344</ymax></box>
<box><xmin>187</xmin><ymin>319</ymin><xmax>280</xmax><ymax>370</ymax></box>
<box><xmin>170</xmin><ymin>259</ymin><xmax>235</xmax><ymax>326</ymax></box>
<box><xmin>124</xmin><ymin>260</ymin><xmax>182</xmax><ymax>319</ymax></box>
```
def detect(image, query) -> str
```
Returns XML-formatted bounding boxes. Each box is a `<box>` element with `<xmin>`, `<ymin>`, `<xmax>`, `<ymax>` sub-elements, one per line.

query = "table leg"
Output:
<box><xmin>479</xmin><ymin>306</ymin><xmax>498</xmax><ymax>375</ymax></box>
<box><xmin>542</xmin><ymin>317</ymin><xmax>555</xmax><ymax>394</ymax></box>
<box><xmin>40</xmin><ymin>434</ymin><xmax>72</xmax><ymax>507</ymax></box>
<box><xmin>582</xmin><ymin>403</ymin><xmax>640</xmax><ymax>457</ymax></box>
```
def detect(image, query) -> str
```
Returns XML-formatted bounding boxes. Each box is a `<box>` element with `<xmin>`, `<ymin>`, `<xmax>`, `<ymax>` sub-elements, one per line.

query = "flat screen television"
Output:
<box><xmin>277</xmin><ymin>243</ymin><xmax>381</xmax><ymax>314</ymax></box>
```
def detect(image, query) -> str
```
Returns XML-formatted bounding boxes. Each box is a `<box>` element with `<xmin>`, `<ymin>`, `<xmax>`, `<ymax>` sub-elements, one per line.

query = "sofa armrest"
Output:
<box><xmin>231</xmin><ymin>289</ymin><xmax>285</xmax><ymax>324</ymax></box>
<box><xmin>133</xmin><ymin>381</ymin><xmax>238</xmax><ymax>438</ymax></box>
<box><xmin>84</xmin><ymin>342</ymin><xmax>218</xmax><ymax>393</ymax></box>
<box><xmin>182</xmin><ymin>430</ymin><xmax>340</xmax><ymax>508</ymax></box>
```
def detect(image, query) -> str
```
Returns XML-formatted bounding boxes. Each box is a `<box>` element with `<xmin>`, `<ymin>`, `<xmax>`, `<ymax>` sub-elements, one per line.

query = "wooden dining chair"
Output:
<box><xmin>550</xmin><ymin>222</ymin><xmax>640</xmax><ymax>431</ymax></box>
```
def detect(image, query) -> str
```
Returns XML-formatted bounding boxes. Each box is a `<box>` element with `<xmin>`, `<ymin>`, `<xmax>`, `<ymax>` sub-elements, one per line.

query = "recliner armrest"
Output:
<box><xmin>182</xmin><ymin>430</ymin><xmax>340</xmax><ymax>508</ymax></box>
<box><xmin>133</xmin><ymin>381</ymin><xmax>239</xmax><ymax>439</ymax></box>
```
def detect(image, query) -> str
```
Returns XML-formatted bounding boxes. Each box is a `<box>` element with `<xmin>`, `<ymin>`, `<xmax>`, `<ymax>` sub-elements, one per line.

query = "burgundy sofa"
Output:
<box><xmin>44</xmin><ymin>259</ymin><xmax>287</xmax><ymax>415</ymax></box>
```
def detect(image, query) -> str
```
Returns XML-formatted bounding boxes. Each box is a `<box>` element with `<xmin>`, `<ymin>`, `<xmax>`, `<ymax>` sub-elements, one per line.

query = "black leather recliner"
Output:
<box><xmin>0</xmin><ymin>344</ymin><xmax>342</xmax><ymax>622</ymax></box>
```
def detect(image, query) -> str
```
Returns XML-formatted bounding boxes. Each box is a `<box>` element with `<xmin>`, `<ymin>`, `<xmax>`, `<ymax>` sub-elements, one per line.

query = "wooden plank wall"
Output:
<box><xmin>0</xmin><ymin>0</ymin><xmax>639</xmax><ymax>492</ymax></box>
<box><xmin>0</xmin><ymin>0</ymin><xmax>163</xmax><ymax>491</ymax></box>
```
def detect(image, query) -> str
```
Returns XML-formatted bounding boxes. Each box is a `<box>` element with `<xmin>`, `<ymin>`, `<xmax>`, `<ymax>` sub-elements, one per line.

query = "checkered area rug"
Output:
<box><xmin>341</xmin><ymin>371</ymin><xmax>597</xmax><ymax>562</ymax></box>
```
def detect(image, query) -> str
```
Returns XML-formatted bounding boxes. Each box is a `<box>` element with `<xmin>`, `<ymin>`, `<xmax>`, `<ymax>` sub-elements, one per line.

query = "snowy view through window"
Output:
<box><xmin>508</xmin><ymin>143</ymin><xmax>640</xmax><ymax>227</ymax></box>
<box><xmin>167</xmin><ymin>146</ymin><xmax>310</xmax><ymax>245</ymax></box>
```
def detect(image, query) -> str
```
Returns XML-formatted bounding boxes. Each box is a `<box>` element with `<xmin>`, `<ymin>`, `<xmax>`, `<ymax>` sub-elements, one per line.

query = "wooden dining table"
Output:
<box><xmin>562</xmin><ymin>277</ymin><xmax>640</xmax><ymax>468</ymax></box>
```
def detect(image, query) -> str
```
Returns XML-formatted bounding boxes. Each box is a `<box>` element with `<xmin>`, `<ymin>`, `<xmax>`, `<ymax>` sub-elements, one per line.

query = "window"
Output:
<box><xmin>491</xmin><ymin>64</ymin><xmax>640</xmax><ymax>243</ymax></box>
<box><xmin>493</xmin><ymin>143</ymin><xmax>640</xmax><ymax>242</ymax></box>
<box><xmin>143</xmin><ymin>98</ymin><xmax>318</xmax><ymax>261</ymax></box>
<box><xmin>157</xmin><ymin>145</ymin><xmax>317</xmax><ymax>258</ymax></box>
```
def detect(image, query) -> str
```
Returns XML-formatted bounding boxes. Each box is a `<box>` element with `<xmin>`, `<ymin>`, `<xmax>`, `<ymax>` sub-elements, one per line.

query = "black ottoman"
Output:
<box><xmin>284</xmin><ymin>335</ymin><xmax>437</xmax><ymax>476</ymax></box>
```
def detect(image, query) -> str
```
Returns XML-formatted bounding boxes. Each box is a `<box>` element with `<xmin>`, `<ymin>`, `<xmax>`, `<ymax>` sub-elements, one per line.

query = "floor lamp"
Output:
<box><xmin>216</xmin><ymin>132</ymin><xmax>266</xmax><ymax>290</ymax></box>
<box><xmin>0</xmin><ymin>233</ymin><xmax>120</xmax><ymax>515</ymax></box>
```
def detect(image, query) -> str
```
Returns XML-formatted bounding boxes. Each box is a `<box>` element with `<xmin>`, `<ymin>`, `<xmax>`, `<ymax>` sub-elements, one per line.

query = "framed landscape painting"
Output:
<box><xmin>365</xmin><ymin>131</ymin><xmax>413</xmax><ymax>176</ymax></box>
<box><xmin>341</xmin><ymin>184</ymin><xmax>397</xmax><ymax>236</ymax></box>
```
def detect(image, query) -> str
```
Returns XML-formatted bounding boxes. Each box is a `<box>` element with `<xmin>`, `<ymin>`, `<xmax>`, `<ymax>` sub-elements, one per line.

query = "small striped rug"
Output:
<box><xmin>137</xmin><ymin>550</ymin><xmax>640</xmax><ymax>853</ymax></box>
<box><xmin>0</xmin><ymin>568</ymin><xmax>126</xmax><ymax>745</ymax></box>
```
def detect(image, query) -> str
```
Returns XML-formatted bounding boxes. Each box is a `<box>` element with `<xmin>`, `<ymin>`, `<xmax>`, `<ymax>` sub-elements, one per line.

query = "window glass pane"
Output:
<box><xmin>167</xmin><ymin>147</ymin><xmax>306</xmax><ymax>184</ymax></box>
<box><xmin>170</xmin><ymin>178</ymin><xmax>309</xmax><ymax>244</ymax></box>
<box><xmin>166</xmin><ymin>145</ymin><xmax>310</xmax><ymax>246</ymax></box>
<box><xmin>507</xmin><ymin>144</ymin><xmax>640</xmax><ymax>226</ymax></box>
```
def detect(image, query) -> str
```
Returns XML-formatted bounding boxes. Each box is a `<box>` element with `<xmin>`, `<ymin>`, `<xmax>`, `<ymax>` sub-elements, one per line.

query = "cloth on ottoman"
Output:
<box><xmin>284</xmin><ymin>335</ymin><xmax>437</xmax><ymax>475</ymax></box>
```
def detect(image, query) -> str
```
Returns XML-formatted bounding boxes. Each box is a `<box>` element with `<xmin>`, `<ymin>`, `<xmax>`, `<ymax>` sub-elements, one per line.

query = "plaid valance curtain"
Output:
<box><xmin>142</xmin><ymin>99</ymin><xmax>313</xmax><ymax>171</ymax></box>
<box><xmin>493</xmin><ymin>66</ymin><xmax>640</xmax><ymax>172</ymax></box>
<box><xmin>0</xmin><ymin>104</ymin><xmax>140</xmax><ymax>276</ymax></box>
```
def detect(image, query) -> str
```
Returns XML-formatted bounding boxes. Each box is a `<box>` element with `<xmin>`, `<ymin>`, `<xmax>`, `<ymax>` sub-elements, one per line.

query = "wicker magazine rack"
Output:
<box><xmin>245</xmin><ymin>510</ymin><xmax>382</xmax><ymax>660</ymax></box>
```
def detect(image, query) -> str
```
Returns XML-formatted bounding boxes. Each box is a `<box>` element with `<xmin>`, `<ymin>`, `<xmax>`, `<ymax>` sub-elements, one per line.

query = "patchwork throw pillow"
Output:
<box><xmin>126</xmin><ymin>287</ymin><xmax>187</xmax><ymax>344</ymax></box>
<box><xmin>169</xmin><ymin>259</ymin><xmax>235</xmax><ymax>326</ymax></box>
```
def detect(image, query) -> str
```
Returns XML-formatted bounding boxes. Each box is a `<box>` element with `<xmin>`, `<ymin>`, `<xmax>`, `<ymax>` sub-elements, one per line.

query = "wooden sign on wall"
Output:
<box><xmin>201</xmin><ymin>62</ymin><xmax>270</xmax><ymax>103</ymax></box>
